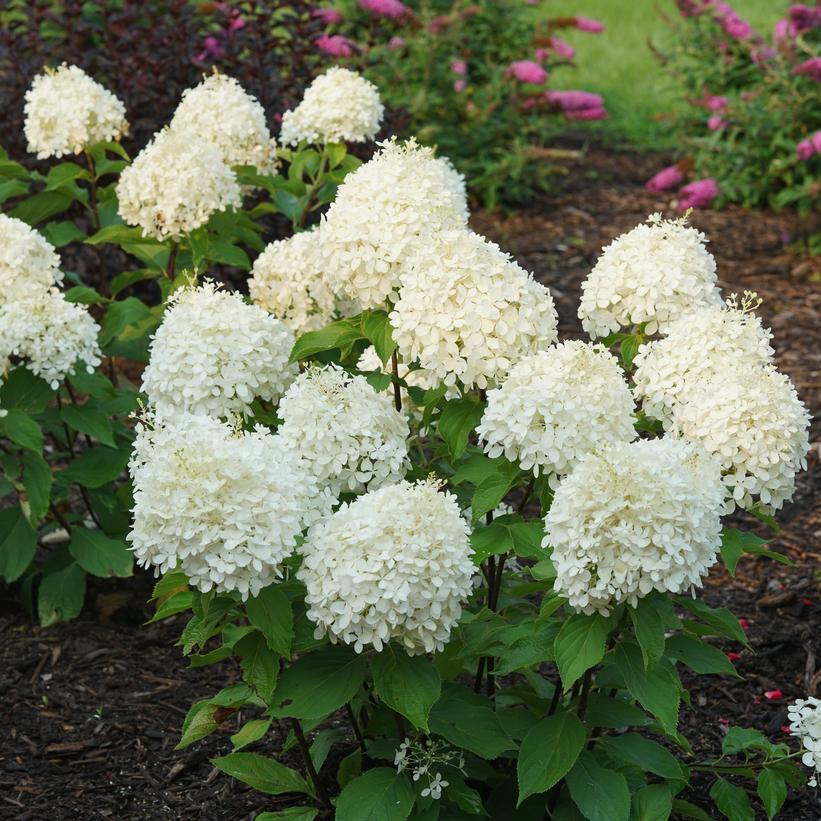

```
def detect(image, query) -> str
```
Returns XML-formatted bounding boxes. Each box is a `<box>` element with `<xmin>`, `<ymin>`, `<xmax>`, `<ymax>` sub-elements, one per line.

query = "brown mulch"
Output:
<box><xmin>2</xmin><ymin>147</ymin><xmax>820</xmax><ymax>820</ymax></box>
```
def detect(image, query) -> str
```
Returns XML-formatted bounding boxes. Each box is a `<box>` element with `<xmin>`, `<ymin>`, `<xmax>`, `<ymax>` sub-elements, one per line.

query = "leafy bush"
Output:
<box><xmin>654</xmin><ymin>0</ymin><xmax>821</xmax><ymax>214</ymax></box>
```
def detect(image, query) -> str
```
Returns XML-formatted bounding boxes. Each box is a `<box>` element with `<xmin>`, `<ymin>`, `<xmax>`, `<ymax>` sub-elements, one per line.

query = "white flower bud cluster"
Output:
<box><xmin>24</xmin><ymin>64</ymin><xmax>128</xmax><ymax>159</ymax></box>
<box><xmin>141</xmin><ymin>281</ymin><xmax>297</xmax><ymax>418</ymax></box>
<box><xmin>788</xmin><ymin>697</ymin><xmax>821</xmax><ymax>787</ymax></box>
<box><xmin>298</xmin><ymin>479</ymin><xmax>473</xmax><ymax>654</ymax></box>
<box><xmin>280</xmin><ymin>67</ymin><xmax>384</xmax><ymax>146</ymax></box>
<box><xmin>0</xmin><ymin>214</ymin><xmax>63</xmax><ymax>305</ymax></box>
<box><xmin>545</xmin><ymin>438</ymin><xmax>726</xmax><ymax>615</ymax></box>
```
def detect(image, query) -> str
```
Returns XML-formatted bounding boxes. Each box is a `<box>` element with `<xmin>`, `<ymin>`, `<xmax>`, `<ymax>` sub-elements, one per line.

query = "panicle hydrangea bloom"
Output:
<box><xmin>279</xmin><ymin>67</ymin><xmax>384</xmax><ymax>146</ymax></box>
<box><xmin>0</xmin><ymin>288</ymin><xmax>101</xmax><ymax>388</ymax></box>
<box><xmin>390</xmin><ymin>229</ymin><xmax>558</xmax><ymax>388</ymax></box>
<box><xmin>116</xmin><ymin>128</ymin><xmax>241</xmax><ymax>241</ymax></box>
<box><xmin>578</xmin><ymin>213</ymin><xmax>721</xmax><ymax>337</ymax></box>
<box><xmin>277</xmin><ymin>364</ymin><xmax>410</xmax><ymax>495</ymax></box>
<box><xmin>477</xmin><ymin>341</ymin><xmax>635</xmax><ymax>480</ymax></box>
<box><xmin>141</xmin><ymin>281</ymin><xmax>297</xmax><ymax>418</ymax></box>
<box><xmin>545</xmin><ymin>438</ymin><xmax>726</xmax><ymax>615</ymax></box>
<box><xmin>0</xmin><ymin>215</ymin><xmax>63</xmax><ymax>305</ymax></box>
<box><xmin>787</xmin><ymin>697</ymin><xmax>821</xmax><ymax>787</ymax></box>
<box><xmin>169</xmin><ymin>72</ymin><xmax>278</xmax><ymax>173</ymax></box>
<box><xmin>249</xmin><ymin>229</ymin><xmax>337</xmax><ymax>334</ymax></box>
<box><xmin>128</xmin><ymin>413</ymin><xmax>332</xmax><ymax>600</ymax></box>
<box><xmin>24</xmin><ymin>64</ymin><xmax>128</xmax><ymax>159</ymax></box>
<box><xmin>319</xmin><ymin>138</ymin><xmax>468</xmax><ymax>308</ymax></box>
<box><xmin>633</xmin><ymin>292</ymin><xmax>775</xmax><ymax>425</ymax></box>
<box><xmin>672</xmin><ymin>365</ymin><xmax>810</xmax><ymax>512</ymax></box>
<box><xmin>298</xmin><ymin>478</ymin><xmax>473</xmax><ymax>654</ymax></box>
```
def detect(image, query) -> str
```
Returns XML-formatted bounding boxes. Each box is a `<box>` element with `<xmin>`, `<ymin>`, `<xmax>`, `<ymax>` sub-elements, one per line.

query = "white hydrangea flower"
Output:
<box><xmin>545</xmin><ymin>438</ymin><xmax>726</xmax><ymax>615</ymax></box>
<box><xmin>298</xmin><ymin>478</ymin><xmax>473</xmax><ymax>654</ymax></box>
<box><xmin>249</xmin><ymin>229</ymin><xmax>337</xmax><ymax>334</ymax></box>
<box><xmin>672</xmin><ymin>365</ymin><xmax>810</xmax><ymax>512</ymax></box>
<box><xmin>390</xmin><ymin>229</ymin><xmax>558</xmax><ymax>389</ymax></box>
<box><xmin>633</xmin><ymin>293</ymin><xmax>774</xmax><ymax>425</ymax></box>
<box><xmin>277</xmin><ymin>364</ymin><xmax>409</xmax><ymax>496</ymax></box>
<box><xmin>477</xmin><ymin>341</ymin><xmax>635</xmax><ymax>479</ymax></box>
<box><xmin>579</xmin><ymin>213</ymin><xmax>722</xmax><ymax>338</ymax></box>
<box><xmin>319</xmin><ymin>138</ymin><xmax>468</xmax><ymax>309</ymax></box>
<box><xmin>116</xmin><ymin>128</ymin><xmax>241</xmax><ymax>241</ymax></box>
<box><xmin>128</xmin><ymin>413</ymin><xmax>332</xmax><ymax>600</ymax></box>
<box><xmin>0</xmin><ymin>215</ymin><xmax>63</xmax><ymax>305</ymax></box>
<box><xmin>0</xmin><ymin>288</ymin><xmax>101</xmax><ymax>389</ymax></box>
<box><xmin>169</xmin><ymin>72</ymin><xmax>278</xmax><ymax>173</ymax></box>
<box><xmin>788</xmin><ymin>697</ymin><xmax>821</xmax><ymax>787</ymax></box>
<box><xmin>141</xmin><ymin>281</ymin><xmax>297</xmax><ymax>418</ymax></box>
<box><xmin>279</xmin><ymin>67</ymin><xmax>384</xmax><ymax>146</ymax></box>
<box><xmin>24</xmin><ymin>64</ymin><xmax>128</xmax><ymax>159</ymax></box>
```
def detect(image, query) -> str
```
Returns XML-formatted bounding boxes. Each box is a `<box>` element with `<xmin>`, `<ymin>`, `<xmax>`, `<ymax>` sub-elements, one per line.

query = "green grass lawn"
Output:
<box><xmin>539</xmin><ymin>0</ymin><xmax>786</xmax><ymax>147</ymax></box>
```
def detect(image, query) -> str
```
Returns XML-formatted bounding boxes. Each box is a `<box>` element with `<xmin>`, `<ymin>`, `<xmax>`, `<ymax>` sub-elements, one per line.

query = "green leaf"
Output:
<box><xmin>566</xmin><ymin>751</ymin><xmax>630</xmax><ymax>821</ymax></box>
<box><xmin>271</xmin><ymin>645</ymin><xmax>367</xmax><ymax>720</ymax></box>
<box><xmin>64</xmin><ymin>285</ymin><xmax>107</xmax><ymax>305</ymax></box>
<box><xmin>110</xmin><ymin>268</ymin><xmax>161</xmax><ymax>297</ymax></box>
<box><xmin>309</xmin><ymin>727</ymin><xmax>346</xmax><ymax>773</ymax></box>
<box><xmin>68</xmin><ymin>528</ymin><xmax>133</xmax><ymax>578</ymax></box>
<box><xmin>256</xmin><ymin>809</ymin><xmax>317</xmax><ymax>821</ymax></box>
<box><xmin>0</xmin><ymin>179</ymin><xmax>29</xmax><ymax>205</ymax></box>
<box><xmin>230</xmin><ymin>718</ymin><xmax>271</xmax><ymax>751</ymax></box>
<box><xmin>289</xmin><ymin>318</ymin><xmax>365</xmax><ymax>363</ymax></box>
<box><xmin>337</xmin><ymin>749</ymin><xmax>363</xmax><ymax>789</ymax></box>
<box><xmin>671</xmin><ymin>799</ymin><xmax>711</xmax><ymax>821</ymax></box>
<box><xmin>709</xmin><ymin>778</ymin><xmax>754</xmax><ymax>821</ymax></box>
<box><xmin>665</xmin><ymin>634</ymin><xmax>738</xmax><ymax>676</ymax></box>
<box><xmin>438</xmin><ymin>398</ymin><xmax>485</xmax><ymax>461</ymax></box>
<box><xmin>60</xmin><ymin>446</ymin><xmax>130</xmax><ymax>488</ymax></box>
<box><xmin>45</xmin><ymin>162</ymin><xmax>87</xmax><ymax>191</ymax></box>
<box><xmin>205</xmin><ymin>237</ymin><xmax>251</xmax><ymax>269</ymax></box>
<box><xmin>272</xmin><ymin>190</ymin><xmax>310</xmax><ymax>223</ymax></box>
<box><xmin>676</xmin><ymin>598</ymin><xmax>748</xmax><ymax>646</ymax></box>
<box><xmin>235</xmin><ymin>630</ymin><xmax>279</xmax><ymax>702</ymax></box>
<box><xmin>614</xmin><ymin>642</ymin><xmax>680</xmax><ymax>733</ymax></box>
<box><xmin>336</xmin><ymin>768</ymin><xmax>415</xmax><ymax>821</ymax></box>
<box><xmin>757</xmin><ymin>769</ymin><xmax>786</xmax><ymax>821</ymax></box>
<box><xmin>598</xmin><ymin>733</ymin><xmax>686</xmax><ymax>782</ymax></box>
<box><xmin>720</xmin><ymin>528</ymin><xmax>791</xmax><ymax>574</ymax></box>
<box><xmin>517</xmin><ymin>712</ymin><xmax>585</xmax><ymax>805</ymax></box>
<box><xmin>0</xmin><ymin>367</ymin><xmax>53</xmax><ymax>413</ymax></box>
<box><xmin>721</xmin><ymin>727</ymin><xmax>783</xmax><ymax>757</ymax></box>
<box><xmin>629</xmin><ymin>597</ymin><xmax>666</xmax><ymax>671</ymax></box>
<box><xmin>370</xmin><ymin>646</ymin><xmax>441</xmax><ymax>731</ymax></box>
<box><xmin>60</xmin><ymin>404</ymin><xmax>115</xmax><ymax>446</ymax></box>
<box><xmin>11</xmin><ymin>189</ymin><xmax>73</xmax><ymax>225</ymax></box>
<box><xmin>0</xmin><ymin>506</ymin><xmax>37</xmax><ymax>582</ymax></box>
<box><xmin>494</xmin><ymin>622</ymin><xmax>560</xmax><ymax>674</ymax></box>
<box><xmin>361</xmin><ymin>310</ymin><xmax>396</xmax><ymax>365</ymax></box>
<box><xmin>1</xmin><ymin>409</ymin><xmax>43</xmax><ymax>452</ymax></box>
<box><xmin>631</xmin><ymin>784</ymin><xmax>673</xmax><ymax>821</ymax></box>
<box><xmin>471</xmin><ymin>471</ymin><xmax>521</xmax><ymax>523</ymax></box>
<box><xmin>177</xmin><ymin>701</ymin><xmax>222</xmax><ymax>750</ymax></box>
<box><xmin>100</xmin><ymin>297</ymin><xmax>152</xmax><ymax>344</ymax></box>
<box><xmin>22</xmin><ymin>451</ymin><xmax>52</xmax><ymax>522</ymax></box>
<box><xmin>619</xmin><ymin>335</ymin><xmax>641</xmax><ymax>370</ymax></box>
<box><xmin>212</xmin><ymin>752</ymin><xmax>312</xmax><ymax>797</ymax></box>
<box><xmin>554</xmin><ymin>612</ymin><xmax>610</xmax><ymax>689</ymax></box>
<box><xmin>42</xmin><ymin>220</ymin><xmax>85</xmax><ymax>247</ymax></box>
<box><xmin>325</xmin><ymin>142</ymin><xmax>347</xmax><ymax>169</ymax></box>
<box><xmin>584</xmin><ymin>693</ymin><xmax>651</xmax><ymax>728</ymax></box>
<box><xmin>246</xmin><ymin>586</ymin><xmax>293</xmax><ymax>659</ymax></box>
<box><xmin>38</xmin><ymin>562</ymin><xmax>86</xmax><ymax>626</ymax></box>
<box><xmin>85</xmin><ymin>224</ymin><xmax>148</xmax><ymax>247</ymax></box>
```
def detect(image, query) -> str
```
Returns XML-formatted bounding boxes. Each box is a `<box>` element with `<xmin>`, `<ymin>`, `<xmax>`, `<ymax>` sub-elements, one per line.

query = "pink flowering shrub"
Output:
<box><xmin>657</xmin><ymin>0</ymin><xmax>820</xmax><ymax>215</ymax></box>
<box><xmin>318</xmin><ymin>0</ymin><xmax>608</xmax><ymax>207</ymax></box>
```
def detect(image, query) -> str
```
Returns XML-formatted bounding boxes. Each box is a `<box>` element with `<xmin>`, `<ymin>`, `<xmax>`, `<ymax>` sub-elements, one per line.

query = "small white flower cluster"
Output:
<box><xmin>169</xmin><ymin>72</ymin><xmax>278</xmax><ymax>173</ymax></box>
<box><xmin>0</xmin><ymin>287</ymin><xmax>102</xmax><ymax>389</ymax></box>
<box><xmin>0</xmin><ymin>214</ymin><xmax>63</xmax><ymax>305</ymax></box>
<box><xmin>579</xmin><ymin>213</ymin><xmax>721</xmax><ymax>337</ymax></box>
<box><xmin>478</xmin><ymin>341</ymin><xmax>635</xmax><ymax>480</ymax></box>
<box><xmin>141</xmin><ymin>281</ymin><xmax>297</xmax><ymax>418</ymax></box>
<box><xmin>249</xmin><ymin>230</ymin><xmax>337</xmax><ymax>335</ymax></box>
<box><xmin>277</xmin><ymin>365</ymin><xmax>409</xmax><ymax>495</ymax></box>
<box><xmin>280</xmin><ymin>67</ymin><xmax>384</xmax><ymax>146</ymax></box>
<box><xmin>390</xmin><ymin>229</ymin><xmax>558</xmax><ymax>388</ymax></box>
<box><xmin>545</xmin><ymin>438</ymin><xmax>726</xmax><ymax>615</ymax></box>
<box><xmin>128</xmin><ymin>413</ymin><xmax>332</xmax><ymax>599</ymax></box>
<box><xmin>788</xmin><ymin>697</ymin><xmax>821</xmax><ymax>787</ymax></box>
<box><xmin>319</xmin><ymin>138</ymin><xmax>468</xmax><ymax>309</ymax></box>
<box><xmin>24</xmin><ymin>64</ymin><xmax>128</xmax><ymax>159</ymax></box>
<box><xmin>116</xmin><ymin>127</ymin><xmax>242</xmax><ymax>241</ymax></box>
<box><xmin>394</xmin><ymin>738</ymin><xmax>466</xmax><ymax>801</ymax></box>
<box><xmin>298</xmin><ymin>479</ymin><xmax>473</xmax><ymax>654</ymax></box>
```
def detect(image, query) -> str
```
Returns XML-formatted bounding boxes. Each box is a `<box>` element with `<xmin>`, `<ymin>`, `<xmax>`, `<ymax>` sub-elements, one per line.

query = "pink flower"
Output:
<box><xmin>718</xmin><ymin>717</ymin><xmax>730</xmax><ymax>726</ymax></box>
<box><xmin>316</xmin><ymin>33</ymin><xmax>354</xmax><ymax>57</ymax></box>
<box><xmin>707</xmin><ymin>95</ymin><xmax>727</xmax><ymax>111</ymax></box>
<box><xmin>781</xmin><ymin>724</ymin><xmax>793</xmax><ymax>733</ymax></box>
<box><xmin>794</xmin><ymin>57</ymin><xmax>821</xmax><ymax>81</ymax></box>
<box><xmin>739</xmin><ymin>617</ymin><xmax>750</xmax><ymax>630</ymax></box>
<box><xmin>508</xmin><ymin>60</ymin><xmax>548</xmax><ymax>84</ymax></box>
<box><xmin>765</xmin><ymin>689</ymin><xmax>784</xmax><ymax>701</ymax></box>
<box><xmin>796</xmin><ymin>131</ymin><xmax>821</xmax><ymax>160</ymax></box>
<box><xmin>789</xmin><ymin>4</ymin><xmax>821</xmax><ymax>33</ymax></box>
<box><xmin>566</xmin><ymin>106</ymin><xmax>608</xmax><ymax>120</ymax></box>
<box><xmin>453</xmin><ymin>79</ymin><xmax>466</xmax><ymax>93</ymax></box>
<box><xmin>645</xmin><ymin>165</ymin><xmax>684</xmax><ymax>193</ymax></box>
<box><xmin>388</xmin><ymin>36</ymin><xmax>405</xmax><ymax>50</ymax></box>
<box><xmin>359</xmin><ymin>0</ymin><xmax>409</xmax><ymax>19</ymax></box>
<box><xmin>549</xmin><ymin>36</ymin><xmax>576</xmax><ymax>60</ymax></box>
<box><xmin>273</xmin><ymin>112</ymin><xmax>283</xmax><ymax>124</ymax></box>
<box><xmin>708</xmin><ymin>114</ymin><xmax>727</xmax><ymax>131</ymax></box>
<box><xmin>312</xmin><ymin>7</ymin><xmax>343</xmax><ymax>24</ymax></box>
<box><xmin>751</xmin><ymin>46</ymin><xmax>776</xmax><ymax>66</ymax></box>
<box><xmin>575</xmin><ymin>16</ymin><xmax>604</xmax><ymax>33</ymax></box>
<box><xmin>196</xmin><ymin>35</ymin><xmax>225</xmax><ymax>62</ymax></box>
<box><xmin>534</xmin><ymin>47</ymin><xmax>549</xmax><ymax>62</ymax></box>
<box><xmin>712</xmin><ymin>2</ymin><xmax>754</xmax><ymax>39</ymax></box>
<box><xmin>726</xmin><ymin>652</ymin><xmax>742</xmax><ymax>662</ymax></box>
<box><xmin>545</xmin><ymin>90</ymin><xmax>606</xmax><ymax>121</ymax></box>
<box><xmin>676</xmin><ymin>0</ymin><xmax>707</xmax><ymax>16</ymax></box>
<box><xmin>450</xmin><ymin>59</ymin><xmax>468</xmax><ymax>76</ymax></box>
<box><xmin>428</xmin><ymin>15</ymin><xmax>449</xmax><ymax>34</ymax></box>
<box><xmin>774</xmin><ymin>19</ymin><xmax>794</xmax><ymax>40</ymax></box>
<box><xmin>677</xmin><ymin>178</ymin><xmax>719</xmax><ymax>210</ymax></box>
<box><xmin>227</xmin><ymin>13</ymin><xmax>245</xmax><ymax>32</ymax></box>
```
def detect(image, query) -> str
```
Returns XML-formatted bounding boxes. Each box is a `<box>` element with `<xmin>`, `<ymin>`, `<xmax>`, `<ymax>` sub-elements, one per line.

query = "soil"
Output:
<box><xmin>2</xmin><ymin>146</ymin><xmax>820</xmax><ymax>820</ymax></box>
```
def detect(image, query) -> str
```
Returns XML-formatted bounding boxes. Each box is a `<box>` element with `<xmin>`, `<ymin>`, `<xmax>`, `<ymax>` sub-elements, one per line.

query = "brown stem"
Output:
<box><xmin>577</xmin><ymin>668</ymin><xmax>594</xmax><ymax>720</ymax></box>
<box><xmin>516</xmin><ymin>473</ymin><xmax>536</xmax><ymax>514</ymax></box>
<box><xmin>290</xmin><ymin>718</ymin><xmax>332</xmax><ymax>811</ymax></box>
<box><xmin>83</xmin><ymin>150</ymin><xmax>100</xmax><ymax>232</ymax></box>
<box><xmin>390</xmin><ymin>349</ymin><xmax>402</xmax><ymax>412</ymax></box>
<box><xmin>547</xmin><ymin>679</ymin><xmax>562</xmax><ymax>717</ymax></box>
<box><xmin>345</xmin><ymin>703</ymin><xmax>366</xmax><ymax>753</ymax></box>
<box><xmin>165</xmin><ymin>243</ymin><xmax>179</xmax><ymax>280</ymax></box>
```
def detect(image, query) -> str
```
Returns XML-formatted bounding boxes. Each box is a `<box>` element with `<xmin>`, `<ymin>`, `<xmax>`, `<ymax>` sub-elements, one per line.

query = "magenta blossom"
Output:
<box><xmin>796</xmin><ymin>131</ymin><xmax>821</xmax><ymax>159</ymax></box>
<box><xmin>645</xmin><ymin>165</ymin><xmax>684</xmax><ymax>193</ymax></box>
<box><xmin>789</xmin><ymin>4</ymin><xmax>821</xmax><ymax>33</ymax></box>
<box><xmin>388</xmin><ymin>36</ymin><xmax>405</xmax><ymax>50</ymax></box>
<box><xmin>534</xmin><ymin>47</ymin><xmax>549</xmax><ymax>62</ymax></box>
<box><xmin>707</xmin><ymin>95</ymin><xmax>727</xmax><ymax>111</ymax></box>
<box><xmin>575</xmin><ymin>16</ymin><xmax>604</xmax><ymax>33</ymax></box>
<box><xmin>794</xmin><ymin>57</ymin><xmax>821</xmax><ymax>82</ymax></box>
<box><xmin>316</xmin><ymin>34</ymin><xmax>354</xmax><ymax>57</ymax></box>
<box><xmin>196</xmin><ymin>35</ymin><xmax>225</xmax><ymax>62</ymax></box>
<box><xmin>678</xmin><ymin>178</ymin><xmax>719</xmax><ymax>210</ymax></box>
<box><xmin>751</xmin><ymin>46</ymin><xmax>776</xmax><ymax>66</ymax></box>
<box><xmin>359</xmin><ymin>0</ymin><xmax>409</xmax><ymax>19</ymax></box>
<box><xmin>549</xmin><ymin>36</ymin><xmax>576</xmax><ymax>60</ymax></box>
<box><xmin>675</xmin><ymin>0</ymin><xmax>707</xmax><ymax>16</ymax></box>
<box><xmin>712</xmin><ymin>2</ymin><xmax>754</xmax><ymax>39</ymax></box>
<box><xmin>774</xmin><ymin>19</ymin><xmax>795</xmax><ymax>40</ymax></box>
<box><xmin>708</xmin><ymin>114</ymin><xmax>727</xmax><ymax>131</ymax></box>
<box><xmin>312</xmin><ymin>7</ymin><xmax>343</xmax><ymax>24</ymax></box>
<box><xmin>545</xmin><ymin>89</ymin><xmax>604</xmax><ymax>113</ymax></box>
<box><xmin>453</xmin><ymin>79</ymin><xmax>466</xmax><ymax>93</ymax></box>
<box><xmin>508</xmin><ymin>60</ymin><xmax>548</xmax><ymax>84</ymax></box>
<box><xmin>566</xmin><ymin>106</ymin><xmax>608</xmax><ymax>120</ymax></box>
<box><xmin>227</xmin><ymin>13</ymin><xmax>245</xmax><ymax>32</ymax></box>
<box><xmin>450</xmin><ymin>59</ymin><xmax>468</xmax><ymax>76</ymax></box>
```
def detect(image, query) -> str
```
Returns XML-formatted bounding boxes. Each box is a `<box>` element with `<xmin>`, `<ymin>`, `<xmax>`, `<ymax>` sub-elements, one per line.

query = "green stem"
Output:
<box><xmin>83</xmin><ymin>149</ymin><xmax>101</xmax><ymax>232</ymax></box>
<box><xmin>296</xmin><ymin>147</ymin><xmax>330</xmax><ymax>230</ymax></box>
<box><xmin>290</xmin><ymin>718</ymin><xmax>332</xmax><ymax>811</ymax></box>
<box><xmin>390</xmin><ymin>349</ymin><xmax>402</xmax><ymax>412</ymax></box>
<box><xmin>345</xmin><ymin>703</ymin><xmax>366</xmax><ymax>754</ymax></box>
<box><xmin>165</xmin><ymin>242</ymin><xmax>179</xmax><ymax>280</ymax></box>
